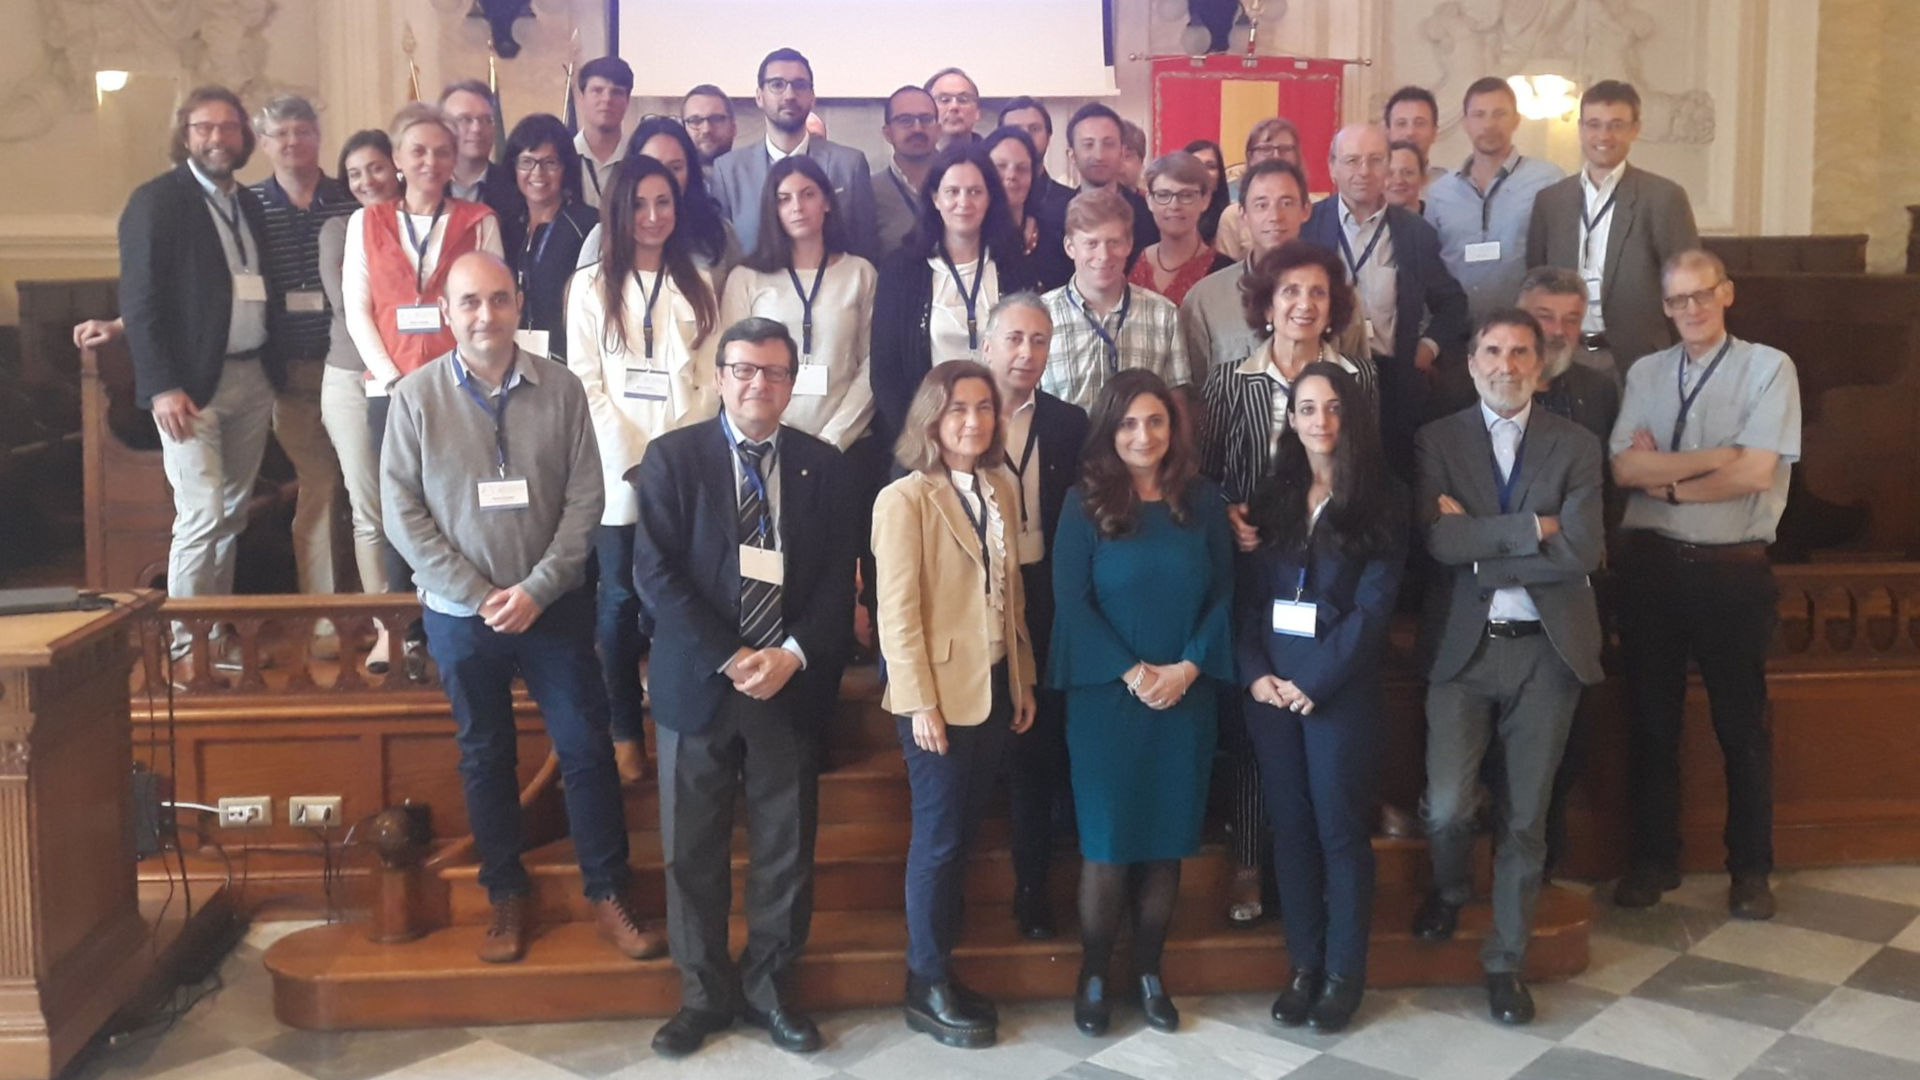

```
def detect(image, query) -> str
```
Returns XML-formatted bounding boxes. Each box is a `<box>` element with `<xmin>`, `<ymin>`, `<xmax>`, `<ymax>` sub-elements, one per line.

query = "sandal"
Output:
<box><xmin>1227</xmin><ymin>865</ymin><xmax>1265</xmax><ymax>927</ymax></box>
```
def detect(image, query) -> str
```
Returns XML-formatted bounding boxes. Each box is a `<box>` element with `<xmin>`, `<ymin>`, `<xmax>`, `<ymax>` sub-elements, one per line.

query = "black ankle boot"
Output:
<box><xmin>1137</xmin><ymin>973</ymin><xmax>1179</xmax><ymax>1032</ymax></box>
<box><xmin>1073</xmin><ymin>970</ymin><xmax>1111</xmax><ymax>1036</ymax></box>
<box><xmin>904</xmin><ymin>972</ymin><xmax>996</xmax><ymax>1049</ymax></box>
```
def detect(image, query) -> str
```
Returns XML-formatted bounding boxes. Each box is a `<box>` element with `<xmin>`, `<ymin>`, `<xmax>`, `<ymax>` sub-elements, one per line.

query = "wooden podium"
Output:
<box><xmin>0</xmin><ymin>592</ymin><xmax>207</xmax><ymax>1080</ymax></box>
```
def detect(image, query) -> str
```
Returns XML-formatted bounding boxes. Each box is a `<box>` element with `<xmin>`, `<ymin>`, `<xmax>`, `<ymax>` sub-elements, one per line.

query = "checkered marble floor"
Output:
<box><xmin>62</xmin><ymin>867</ymin><xmax>1920</xmax><ymax>1080</ymax></box>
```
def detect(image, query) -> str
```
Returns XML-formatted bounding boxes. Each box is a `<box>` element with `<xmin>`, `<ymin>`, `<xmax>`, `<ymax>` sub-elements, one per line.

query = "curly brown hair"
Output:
<box><xmin>1077</xmin><ymin>369</ymin><xmax>1199</xmax><ymax>538</ymax></box>
<box><xmin>1238</xmin><ymin>239</ymin><xmax>1355</xmax><ymax>340</ymax></box>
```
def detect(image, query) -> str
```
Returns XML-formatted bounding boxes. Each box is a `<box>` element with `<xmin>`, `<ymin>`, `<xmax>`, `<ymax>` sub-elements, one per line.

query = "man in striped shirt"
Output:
<box><xmin>249</xmin><ymin>94</ymin><xmax>355</xmax><ymax>610</ymax></box>
<box><xmin>1039</xmin><ymin>188</ymin><xmax>1190</xmax><ymax>411</ymax></box>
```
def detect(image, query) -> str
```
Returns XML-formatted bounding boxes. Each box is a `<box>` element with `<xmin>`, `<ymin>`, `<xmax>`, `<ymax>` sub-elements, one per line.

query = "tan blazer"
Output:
<box><xmin>872</xmin><ymin>468</ymin><xmax>1035</xmax><ymax>725</ymax></box>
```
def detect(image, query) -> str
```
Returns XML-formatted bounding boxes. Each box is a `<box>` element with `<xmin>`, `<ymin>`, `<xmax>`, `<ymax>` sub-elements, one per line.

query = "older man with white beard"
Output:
<box><xmin>1519</xmin><ymin>266</ymin><xmax>1620</xmax><ymax>444</ymax></box>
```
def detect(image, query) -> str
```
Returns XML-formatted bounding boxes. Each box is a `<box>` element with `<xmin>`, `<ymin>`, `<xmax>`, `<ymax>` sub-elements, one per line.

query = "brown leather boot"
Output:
<box><xmin>478</xmin><ymin>895</ymin><xmax>528</xmax><ymax>963</ymax></box>
<box><xmin>592</xmin><ymin>892</ymin><xmax>667</xmax><ymax>959</ymax></box>
<box><xmin>614</xmin><ymin>739</ymin><xmax>648</xmax><ymax>786</ymax></box>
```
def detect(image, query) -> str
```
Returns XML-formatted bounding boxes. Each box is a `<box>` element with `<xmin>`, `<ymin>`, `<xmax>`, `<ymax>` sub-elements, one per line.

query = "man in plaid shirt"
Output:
<box><xmin>1040</xmin><ymin>189</ymin><xmax>1191</xmax><ymax>410</ymax></box>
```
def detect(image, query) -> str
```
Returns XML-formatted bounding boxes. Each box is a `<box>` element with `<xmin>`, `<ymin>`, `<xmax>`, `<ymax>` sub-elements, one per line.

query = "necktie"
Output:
<box><xmin>736</xmin><ymin>441</ymin><xmax>783</xmax><ymax>648</ymax></box>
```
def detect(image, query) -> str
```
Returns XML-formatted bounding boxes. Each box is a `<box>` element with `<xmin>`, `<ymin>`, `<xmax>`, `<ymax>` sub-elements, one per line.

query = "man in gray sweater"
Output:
<box><xmin>381</xmin><ymin>251</ymin><xmax>659</xmax><ymax>964</ymax></box>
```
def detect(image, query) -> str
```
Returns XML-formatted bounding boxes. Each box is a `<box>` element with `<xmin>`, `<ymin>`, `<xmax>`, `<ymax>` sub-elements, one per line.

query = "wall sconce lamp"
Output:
<box><xmin>1508</xmin><ymin>74</ymin><xmax>1579</xmax><ymax>120</ymax></box>
<box><xmin>95</xmin><ymin>70</ymin><xmax>129</xmax><ymax>105</ymax></box>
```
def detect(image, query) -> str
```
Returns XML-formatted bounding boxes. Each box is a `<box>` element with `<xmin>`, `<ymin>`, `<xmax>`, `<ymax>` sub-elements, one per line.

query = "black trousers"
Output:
<box><xmin>1618</xmin><ymin>534</ymin><xmax>1778</xmax><ymax>877</ymax></box>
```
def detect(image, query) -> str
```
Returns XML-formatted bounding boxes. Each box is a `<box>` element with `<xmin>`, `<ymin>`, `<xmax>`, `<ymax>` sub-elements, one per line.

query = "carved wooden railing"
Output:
<box><xmin>1771</xmin><ymin>563</ymin><xmax>1920</xmax><ymax>670</ymax></box>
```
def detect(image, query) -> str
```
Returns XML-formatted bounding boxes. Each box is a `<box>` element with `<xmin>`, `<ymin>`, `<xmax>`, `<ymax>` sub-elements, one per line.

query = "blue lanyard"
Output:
<box><xmin>952</xmin><ymin>476</ymin><xmax>991</xmax><ymax>593</ymax></box>
<box><xmin>452</xmin><ymin>352</ymin><xmax>516</xmax><ymax>477</ymax></box>
<box><xmin>201</xmin><ymin>188</ymin><xmax>250</xmax><ymax>270</ymax></box>
<box><xmin>1672</xmin><ymin>339</ymin><xmax>1733</xmax><ymax>452</ymax></box>
<box><xmin>1489</xmin><ymin>422</ymin><xmax>1527</xmax><ymax>512</ymax></box>
<box><xmin>1472</xmin><ymin>155</ymin><xmax>1519</xmax><ymax>232</ymax></box>
<box><xmin>1079</xmin><ymin>283</ymin><xmax>1132</xmax><ymax>373</ymax></box>
<box><xmin>634</xmin><ymin>269</ymin><xmax>667</xmax><ymax>360</ymax></box>
<box><xmin>723</xmin><ymin>414</ymin><xmax>776</xmax><ymax>545</ymax></box>
<box><xmin>1337</xmin><ymin>212</ymin><xmax>1387</xmax><ymax>279</ymax></box>
<box><xmin>401</xmin><ymin>199</ymin><xmax>448</xmax><ymax>297</ymax></box>
<box><xmin>786</xmin><ymin>260</ymin><xmax>828</xmax><ymax>358</ymax></box>
<box><xmin>939</xmin><ymin>250</ymin><xmax>987</xmax><ymax>350</ymax></box>
<box><xmin>1581</xmin><ymin>184</ymin><xmax>1619</xmax><ymax>269</ymax></box>
<box><xmin>517</xmin><ymin>216</ymin><xmax>559</xmax><ymax>326</ymax></box>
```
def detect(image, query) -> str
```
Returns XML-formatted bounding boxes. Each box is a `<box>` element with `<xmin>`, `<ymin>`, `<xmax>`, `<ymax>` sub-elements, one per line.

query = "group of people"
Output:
<box><xmin>97</xmin><ymin>44</ymin><xmax>1800</xmax><ymax>1059</ymax></box>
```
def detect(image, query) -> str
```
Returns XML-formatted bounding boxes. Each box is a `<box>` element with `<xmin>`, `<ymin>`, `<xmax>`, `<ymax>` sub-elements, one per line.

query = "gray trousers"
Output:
<box><xmin>160</xmin><ymin>358</ymin><xmax>276</xmax><ymax>650</ymax></box>
<box><xmin>1423</xmin><ymin>633</ymin><xmax>1581</xmax><ymax>973</ymax></box>
<box><xmin>656</xmin><ymin>690</ymin><xmax>820</xmax><ymax>1012</ymax></box>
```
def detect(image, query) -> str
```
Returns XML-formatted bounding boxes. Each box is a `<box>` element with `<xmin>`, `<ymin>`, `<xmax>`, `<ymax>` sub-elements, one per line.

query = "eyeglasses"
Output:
<box><xmin>1247</xmin><ymin>143</ymin><xmax>1296</xmax><ymax>162</ymax></box>
<box><xmin>1335</xmin><ymin>154</ymin><xmax>1389</xmax><ymax>171</ymax></box>
<box><xmin>1661</xmin><ymin>282</ymin><xmax>1726</xmax><ymax>313</ymax></box>
<box><xmin>889</xmin><ymin>113</ymin><xmax>938</xmax><ymax>128</ymax></box>
<box><xmin>761</xmin><ymin>77</ymin><xmax>813</xmax><ymax>95</ymax></box>
<box><xmin>188</xmin><ymin>121</ymin><xmax>245</xmax><ymax>138</ymax></box>
<box><xmin>448</xmin><ymin>114</ymin><xmax>495</xmax><ymax>130</ymax></box>
<box><xmin>683</xmin><ymin>114</ymin><xmax>730</xmax><ymax>129</ymax></box>
<box><xmin>515</xmin><ymin>156</ymin><xmax>563</xmax><ymax>174</ymax></box>
<box><xmin>1149</xmin><ymin>188</ymin><xmax>1205</xmax><ymax>206</ymax></box>
<box><xmin>723</xmin><ymin>362</ymin><xmax>793</xmax><ymax>384</ymax></box>
<box><xmin>933</xmin><ymin>93</ymin><xmax>978</xmax><ymax>108</ymax></box>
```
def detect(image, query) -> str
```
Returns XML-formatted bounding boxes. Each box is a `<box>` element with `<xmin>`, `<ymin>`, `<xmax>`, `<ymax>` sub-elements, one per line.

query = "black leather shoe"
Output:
<box><xmin>650</xmin><ymin>1007</ymin><xmax>733</xmax><ymax>1058</ymax></box>
<box><xmin>1014</xmin><ymin>884</ymin><xmax>1057</xmax><ymax>940</ymax></box>
<box><xmin>1308</xmin><ymin>973</ymin><xmax>1364</xmax><ymax>1032</ymax></box>
<box><xmin>1729</xmin><ymin>874</ymin><xmax>1776</xmax><ymax>920</ymax></box>
<box><xmin>741</xmin><ymin>1005</ymin><xmax>823</xmax><ymax>1053</ymax></box>
<box><xmin>1412</xmin><ymin>891</ymin><xmax>1462</xmax><ymax>942</ymax></box>
<box><xmin>1138</xmin><ymin>973</ymin><xmax>1179</xmax><ymax>1032</ymax></box>
<box><xmin>1486</xmin><ymin>973</ymin><xmax>1535</xmax><ymax>1025</ymax></box>
<box><xmin>1073</xmin><ymin>971</ymin><xmax>1111</xmax><ymax>1036</ymax></box>
<box><xmin>904</xmin><ymin>973</ymin><xmax>996</xmax><ymax>1049</ymax></box>
<box><xmin>1270</xmin><ymin>968</ymin><xmax>1323</xmax><ymax>1027</ymax></box>
<box><xmin>949</xmin><ymin>974</ymin><xmax>998</xmax><ymax>1022</ymax></box>
<box><xmin>1613</xmin><ymin>865</ymin><xmax>1681</xmax><ymax>908</ymax></box>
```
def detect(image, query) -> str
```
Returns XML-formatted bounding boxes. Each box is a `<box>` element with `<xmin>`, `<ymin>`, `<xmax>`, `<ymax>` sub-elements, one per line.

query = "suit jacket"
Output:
<box><xmin>710</xmin><ymin>137</ymin><xmax>880</xmax><ymax>262</ymax></box>
<box><xmin>872</xmin><ymin>469</ymin><xmax>1036</xmax><ymax>725</ymax></box>
<box><xmin>471</xmin><ymin>160</ymin><xmax>527</xmax><ymax>230</ymax></box>
<box><xmin>118</xmin><ymin>164</ymin><xmax>286</xmax><ymax>408</ymax></box>
<box><xmin>1013</xmin><ymin>392</ymin><xmax>1091</xmax><ymax>659</ymax></box>
<box><xmin>1302</xmin><ymin>199</ymin><xmax>1470</xmax><ymax>384</ymax></box>
<box><xmin>1526</xmin><ymin>164</ymin><xmax>1699</xmax><ymax>370</ymax></box>
<box><xmin>1415</xmin><ymin>403</ymin><xmax>1606</xmax><ymax>686</ymax></box>
<box><xmin>1536</xmin><ymin>361</ymin><xmax>1621</xmax><ymax>447</ymax></box>
<box><xmin>631</xmin><ymin>416</ymin><xmax>857</xmax><ymax>733</ymax></box>
<box><xmin>867</xmin><ymin>244</ymin><xmax>1032</xmax><ymax>445</ymax></box>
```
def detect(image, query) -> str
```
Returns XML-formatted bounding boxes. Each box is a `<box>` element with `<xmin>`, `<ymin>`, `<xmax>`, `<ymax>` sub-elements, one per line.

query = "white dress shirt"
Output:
<box><xmin>1577</xmin><ymin>161</ymin><xmax>1627</xmax><ymax>335</ymax></box>
<box><xmin>1339</xmin><ymin>200</ymin><xmax>1399</xmax><ymax>358</ymax></box>
<box><xmin>765</xmin><ymin>130</ymin><xmax>811</xmax><ymax>163</ymax></box>
<box><xmin>1483</xmin><ymin>399</ymin><xmax>1542</xmax><ymax>623</ymax></box>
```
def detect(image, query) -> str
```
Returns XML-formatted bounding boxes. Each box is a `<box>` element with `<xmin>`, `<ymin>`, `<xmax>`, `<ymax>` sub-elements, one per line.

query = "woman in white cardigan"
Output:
<box><xmin>566</xmin><ymin>155</ymin><xmax>720</xmax><ymax>781</ymax></box>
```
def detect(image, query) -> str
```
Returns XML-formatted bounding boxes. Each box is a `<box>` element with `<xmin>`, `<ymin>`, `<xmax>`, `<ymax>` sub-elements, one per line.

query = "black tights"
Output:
<box><xmin>1078</xmin><ymin>858</ymin><xmax>1182</xmax><ymax>978</ymax></box>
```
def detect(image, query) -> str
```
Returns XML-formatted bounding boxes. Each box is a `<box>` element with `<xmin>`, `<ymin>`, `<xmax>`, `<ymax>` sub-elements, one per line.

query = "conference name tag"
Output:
<box><xmin>513</xmin><ymin>329</ymin><xmax>551</xmax><ymax>357</ymax></box>
<box><xmin>233</xmin><ymin>273</ymin><xmax>268</xmax><ymax>303</ymax></box>
<box><xmin>1584</xmin><ymin>275</ymin><xmax>1603</xmax><ymax>304</ymax></box>
<box><xmin>623</xmin><ymin>367</ymin><xmax>669</xmax><ymax>401</ymax></box>
<box><xmin>1463</xmin><ymin>241</ymin><xmax>1501</xmax><ymax>264</ymax></box>
<box><xmin>285</xmin><ymin>289</ymin><xmax>327</xmax><ymax>313</ymax></box>
<box><xmin>395</xmin><ymin>304</ymin><xmax>442</xmax><ymax>334</ymax></box>
<box><xmin>1271</xmin><ymin>599</ymin><xmax>1317</xmax><ymax>638</ymax></box>
<box><xmin>739</xmin><ymin>544</ymin><xmax>783</xmax><ymax>585</ymax></box>
<box><xmin>476</xmin><ymin>476</ymin><xmax>530</xmax><ymax>509</ymax></box>
<box><xmin>793</xmin><ymin>363</ymin><xmax>830</xmax><ymax>396</ymax></box>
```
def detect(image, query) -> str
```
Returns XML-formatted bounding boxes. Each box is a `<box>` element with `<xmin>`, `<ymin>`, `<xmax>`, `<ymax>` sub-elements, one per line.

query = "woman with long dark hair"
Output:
<box><xmin>1183</xmin><ymin>138</ymin><xmax>1230</xmax><ymax>245</ymax></box>
<box><xmin>982</xmin><ymin>125</ymin><xmax>1070</xmax><ymax>292</ymax></box>
<box><xmin>503</xmin><ymin>113</ymin><xmax>597</xmax><ymax>359</ymax></box>
<box><xmin>1049</xmin><ymin>370</ymin><xmax>1233</xmax><ymax>1036</ymax></box>
<box><xmin>869</xmin><ymin>142</ymin><xmax>1031</xmax><ymax>444</ymax></box>
<box><xmin>574</xmin><ymin>116</ymin><xmax>741</xmax><ymax>280</ymax></box>
<box><xmin>566</xmin><ymin>156</ymin><xmax>720</xmax><ymax>782</ymax></box>
<box><xmin>1239</xmin><ymin>362</ymin><xmax>1406</xmax><ymax>1033</ymax></box>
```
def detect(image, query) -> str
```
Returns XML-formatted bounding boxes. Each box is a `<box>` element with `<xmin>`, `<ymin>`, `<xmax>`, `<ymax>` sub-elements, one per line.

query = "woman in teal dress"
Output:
<box><xmin>1049</xmin><ymin>369</ymin><xmax>1234</xmax><ymax>1037</ymax></box>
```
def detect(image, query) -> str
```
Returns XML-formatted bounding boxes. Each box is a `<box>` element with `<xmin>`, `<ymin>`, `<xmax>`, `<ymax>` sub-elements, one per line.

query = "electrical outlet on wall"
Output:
<box><xmin>288</xmin><ymin>796</ymin><xmax>343</xmax><ymax>827</ymax></box>
<box><xmin>217</xmin><ymin>796</ymin><xmax>272</xmax><ymax>827</ymax></box>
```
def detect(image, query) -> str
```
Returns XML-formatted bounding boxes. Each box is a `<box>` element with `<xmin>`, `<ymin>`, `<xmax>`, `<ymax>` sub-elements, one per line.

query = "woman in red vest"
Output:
<box><xmin>343</xmin><ymin>101</ymin><xmax>504</xmax><ymax>591</ymax></box>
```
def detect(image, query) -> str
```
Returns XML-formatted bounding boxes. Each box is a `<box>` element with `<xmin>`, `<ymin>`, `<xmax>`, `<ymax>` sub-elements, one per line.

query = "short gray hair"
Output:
<box><xmin>985</xmin><ymin>291</ymin><xmax>1050</xmax><ymax>334</ymax></box>
<box><xmin>1517</xmin><ymin>265</ymin><xmax>1586</xmax><ymax>302</ymax></box>
<box><xmin>254</xmin><ymin>93</ymin><xmax>318</xmax><ymax>135</ymax></box>
<box><xmin>1662</xmin><ymin>248</ymin><xmax>1728</xmax><ymax>288</ymax></box>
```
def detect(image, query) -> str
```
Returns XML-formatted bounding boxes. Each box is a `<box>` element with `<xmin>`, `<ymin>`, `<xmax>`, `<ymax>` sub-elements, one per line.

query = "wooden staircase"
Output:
<box><xmin>264</xmin><ymin>665</ymin><xmax>1590</xmax><ymax>1031</ymax></box>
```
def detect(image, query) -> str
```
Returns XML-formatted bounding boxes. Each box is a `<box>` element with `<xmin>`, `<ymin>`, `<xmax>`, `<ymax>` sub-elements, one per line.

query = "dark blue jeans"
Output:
<box><xmin>592</xmin><ymin>524</ymin><xmax>649</xmax><ymax>745</ymax></box>
<box><xmin>423</xmin><ymin>588</ymin><xmax>630</xmax><ymax>902</ymax></box>
<box><xmin>897</xmin><ymin>662</ymin><xmax>1011</xmax><ymax>980</ymax></box>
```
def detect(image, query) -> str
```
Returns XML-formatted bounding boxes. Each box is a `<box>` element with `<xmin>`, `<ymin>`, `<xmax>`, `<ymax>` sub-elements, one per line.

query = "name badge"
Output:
<box><xmin>1363</xmin><ymin>317</ymin><xmax>1377</xmax><ymax>344</ymax></box>
<box><xmin>739</xmin><ymin>544</ymin><xmax>784</xmax><ymax>585</ymax></box>
<box><xmin>234</xmin><ymin>273</ymin><xmax>268</xmax><ymax>303</ymax></box>
<box><xmin>476</xmin><ymin>476</ymin><xmax>530</xmax><ymax>509</ymax></box>
<box><xmin>285</xmin><ymin>289</ymin><xmax>327</xmax><ymax>313</ymax></box>
<box><xmin>1584</xmin><ymin>275</ymin><xmax>1603</xmax><ymax>304</ymax></box>
<box><xmin>513</xmin><ymin>329</ymin><xmax>551</xmax><ymax>357</ymax></box>
<box><xmin>1463</xmin><ymin>241</ymin><xmax>1501</xmax><ymax>264</ymax></box>
<box><xmin>793</xmin><ymin>363</ymin><xmax>830</xmax><ymax>396</ymax></box>
<box><xmin>1271</xmin><ymin>599</ymin><xmax>1318</xmax><ymax>638</ymax></box>
<box><xmin>624</xmin><ymin>367</ymin><xmax>669</xmax><ymax>401</ymax></box>
<box><xmin>1017</xmin><ymin>528</ymin><xmax>1044</xmax><ymax>565</ymax></box>
<box><xmin>396</xmin><ymin>304</ymin><xmax>442</xmax><ymax>333</ymax></box>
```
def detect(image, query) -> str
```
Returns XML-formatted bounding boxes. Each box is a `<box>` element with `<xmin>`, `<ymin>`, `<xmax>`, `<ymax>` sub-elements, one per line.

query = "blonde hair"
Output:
<box><xmin>389</xmin><ymin>102</ymin><xmax>457</xmax><ymax>149</ymax></box>
<box><xmin>893</xmin><ymin>361</ymin><xmax>1006</xmax><ymax>474</ymax></box>
<box><xmin>1063</xmin><ymin>187</ymin><xmax>1134</xmax><ymax>237</ymax></box>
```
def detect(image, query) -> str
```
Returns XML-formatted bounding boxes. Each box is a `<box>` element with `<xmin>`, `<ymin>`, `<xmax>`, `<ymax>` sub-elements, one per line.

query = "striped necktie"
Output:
<box><xmin>736</xmin><ymin>440</ymin><xmax>783</xmax><ymax>648</ymax></box>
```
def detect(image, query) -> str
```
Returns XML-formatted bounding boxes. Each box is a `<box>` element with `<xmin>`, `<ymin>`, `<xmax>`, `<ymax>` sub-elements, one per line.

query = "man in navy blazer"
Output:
<box><xmin>980</xmin><ymin>293</ymin><xmax>1090</xmax><ymax>940</ymax></box>
<box><xmin>709</xmin><ymin>48</ymin><xmax>880</xmax><ymax>261</ymax></box>
<box><xmin>118</xmin><ymin>85</ymin><xmax>285</xmax><ymax>654</ymax></box>
<box><xmin>1412</xmin><ymin>309</ymin><xmax>1604</xmax><ymax>1026</ymax></box>
<box><xmin>632</xmin><ymin>318</ymin><xmax>856</xmax><ymax>1059</ymax></box>
<box><xmin>1303</xmin><ymin>124</ymin><xmax>1469</xmax><ymax>478</ymax></box>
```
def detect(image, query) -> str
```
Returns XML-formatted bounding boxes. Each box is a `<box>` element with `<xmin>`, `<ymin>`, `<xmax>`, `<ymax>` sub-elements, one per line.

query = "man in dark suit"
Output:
<box><xmin>632</xmin><ymin>317</ymin><xmax>857</xmax><ymax>1059</ymax></box>
<box><xmin>118</xmin><ymin>85</ymin><xmax>285</xmax><ymax>654</ymax></box>
<box><xmin>709</xmin><ymin>48</ymin><xmax>880</xmax><ymax>260</ymax></box>
<box><xmin>1412</xmin><ymin>310</ymin><xmax>1605</xmax><ymax>1026</ymax></box>
<box><xmin>439</xmin><ymin>81</ymin><xmax>525</xmax><ymax>225</ymax></box>
<box><xmin>1525</xmin><ymin>80</ymin><xmax>1698</xmax><ymax>377</ymax></box>
<box><xmin>980</xmin><ymin>292</ymin><xmax>1090</xmax><ymax>941</ymax></box>
<box><xmin>1303</xmin><ymin>123</ymin><xmax>1470</xmax><ymax>479</ymax></box>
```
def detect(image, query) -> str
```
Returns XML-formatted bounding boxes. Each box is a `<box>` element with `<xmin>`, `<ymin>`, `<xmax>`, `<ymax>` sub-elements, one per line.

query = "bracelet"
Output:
<box><xmin>1126</xmin><ymin>665</ymin><xmax>1146</xmax><ymax>693</ymax></box>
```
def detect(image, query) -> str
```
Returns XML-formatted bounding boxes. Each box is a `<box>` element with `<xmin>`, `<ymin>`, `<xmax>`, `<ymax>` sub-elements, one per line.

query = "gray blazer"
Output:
<box><xmin>709</xmin><ymin>137</ymin><xmax>880</xmax><ymax>263</ymax></box>
<box><xmin>1525</xmin><ymin>164</ymin><xmax>1698</xmax><ymax>371</ymax></box>
<box><xmin>1415</xmin><ymin>403</ymin><xmax>1606</xmax><ymax>686</ymax></box>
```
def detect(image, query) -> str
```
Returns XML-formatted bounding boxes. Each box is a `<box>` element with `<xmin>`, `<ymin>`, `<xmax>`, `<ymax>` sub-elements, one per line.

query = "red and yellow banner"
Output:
<box><xmin>1151</xmin><ymin>54</ymin><xmax>1345</xmax><ymax>193</ymax></box>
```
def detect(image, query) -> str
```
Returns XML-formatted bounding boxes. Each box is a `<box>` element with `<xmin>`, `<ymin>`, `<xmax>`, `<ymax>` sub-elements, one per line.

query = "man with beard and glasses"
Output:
<box><xmin>872</xmin><ymin>85</ymin><xmax>941</xmax><ymax>259</ymax></box>
<box><xmin>118</xmin><ymin>85</ymin><xmax>285</xmax><ymax>659</ymax></box>
<box><xmin>682</xmin><ymin>84</ymin><xmax>738</xmax><ymax>166</ymax></box>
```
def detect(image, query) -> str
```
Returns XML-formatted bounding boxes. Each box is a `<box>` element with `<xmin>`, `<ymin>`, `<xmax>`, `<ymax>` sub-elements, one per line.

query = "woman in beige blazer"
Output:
<box><xmin>872</xmin><ymin>360</ymin><xmax>1036</xmax><ymax>1051</ymax></box>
